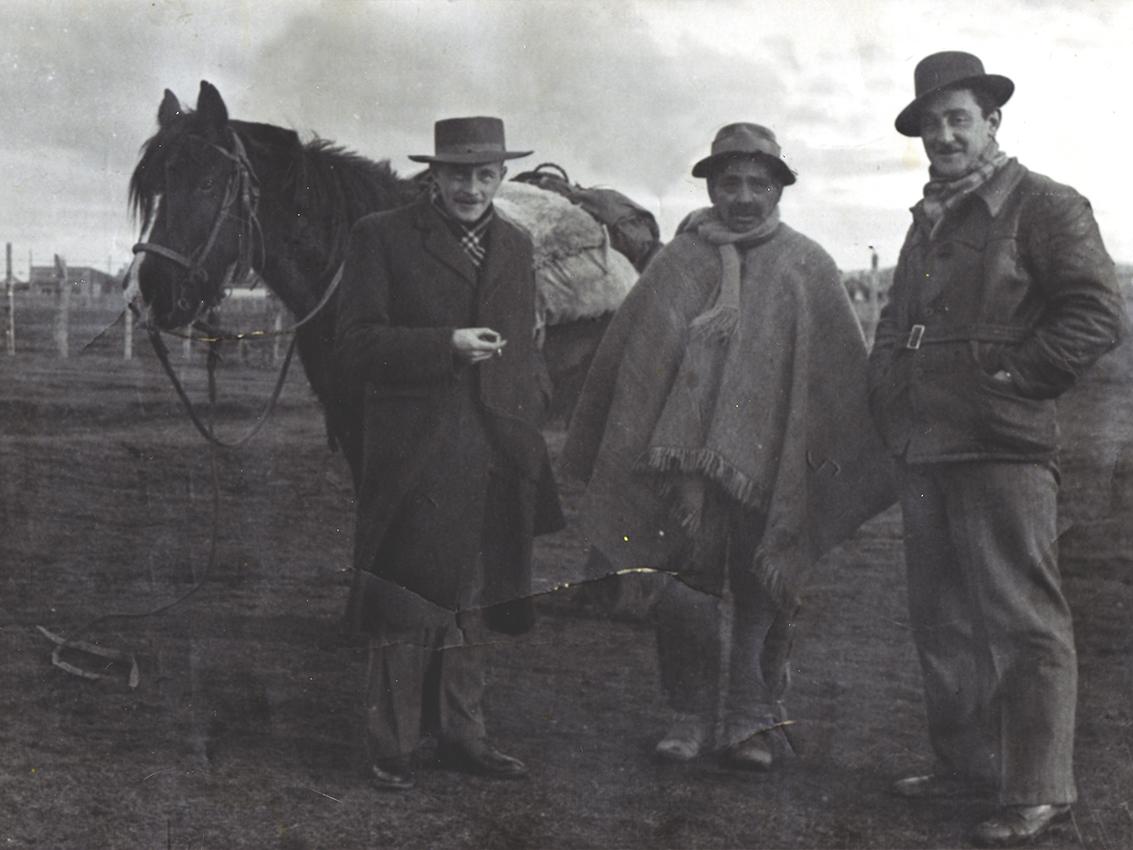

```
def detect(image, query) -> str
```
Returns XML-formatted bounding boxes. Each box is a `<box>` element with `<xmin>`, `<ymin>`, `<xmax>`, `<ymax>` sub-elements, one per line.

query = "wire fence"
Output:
<box><xmin>1</xmin><ymin>289</ymin><xmax>287</xmax><ymax>365</ymax></box>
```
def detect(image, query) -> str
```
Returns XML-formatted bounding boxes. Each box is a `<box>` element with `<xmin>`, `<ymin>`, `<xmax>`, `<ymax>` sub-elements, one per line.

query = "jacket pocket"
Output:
<box><xmin>975</xmin><ymin>367</ymin><xmax>1058</xmax><ymax>455</ymax></box>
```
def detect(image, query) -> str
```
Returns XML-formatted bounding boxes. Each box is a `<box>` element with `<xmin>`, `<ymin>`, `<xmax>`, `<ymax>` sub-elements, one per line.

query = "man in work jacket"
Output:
<box><xmin>335</xmin><ymin>116</ymin><xmax>562</xmax><ymax>792</ymax></box>
<box><xmin>868</xmin><ymin>51</ymin><xmax>1126</xmax><ymax>847</ymax></box>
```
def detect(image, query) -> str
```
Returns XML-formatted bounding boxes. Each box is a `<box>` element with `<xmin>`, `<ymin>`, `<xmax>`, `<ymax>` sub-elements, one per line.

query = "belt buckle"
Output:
<box><xmin>905</xmin><ymin>324</ymin><xmax>925</xmax><ymax>350</ymax></box>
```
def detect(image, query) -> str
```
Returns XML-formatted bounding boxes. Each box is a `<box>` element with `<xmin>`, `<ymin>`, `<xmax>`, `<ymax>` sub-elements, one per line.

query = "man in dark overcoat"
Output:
<box><xmin>869</xmin><ymin>52</ymin><xmax>1126</xmax><ymax>847</ymax></box>
<box><xmin>334</xmin><ymin>116</ymin><xmax>562</xmax><ymax>791</ymax></box>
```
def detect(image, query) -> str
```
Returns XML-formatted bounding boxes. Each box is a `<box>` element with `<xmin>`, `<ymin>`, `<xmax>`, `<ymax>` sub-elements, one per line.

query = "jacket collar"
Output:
<box><xmin>971</xmin><ymin>157</ymin><xmax>1026</xmax><ymax>218</ymax></box>
<box><xmin>910</xmin><ymin>157</ymin><xmax>1027</xmax><ymax>228</ymax></box>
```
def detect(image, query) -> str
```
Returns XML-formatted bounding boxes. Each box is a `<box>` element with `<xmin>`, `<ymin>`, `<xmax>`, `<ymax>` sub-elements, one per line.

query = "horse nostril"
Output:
<box><xmin>176</xmin><ymin>295</ymin><xmax>195</xmax><ymax>313</ymax></box>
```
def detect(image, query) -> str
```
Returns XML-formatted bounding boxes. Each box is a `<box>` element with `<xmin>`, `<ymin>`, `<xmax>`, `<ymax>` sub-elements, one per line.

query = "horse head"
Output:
<box><xmin>129</xmin><ymin>81</ymin><xmax>261</xmax><ymax>330</ymax></box>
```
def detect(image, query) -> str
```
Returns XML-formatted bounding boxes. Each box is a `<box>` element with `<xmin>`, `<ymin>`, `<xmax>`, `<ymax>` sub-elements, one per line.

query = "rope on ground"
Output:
<box><xmin>35</xmin><ymin>444</ymin><xmax>223</xmax><ymax>689</ymax></box>
<box><xmin>38</xmin><ymin>263</ymin><xmax>345</xmax><ymax>685</ymax></box>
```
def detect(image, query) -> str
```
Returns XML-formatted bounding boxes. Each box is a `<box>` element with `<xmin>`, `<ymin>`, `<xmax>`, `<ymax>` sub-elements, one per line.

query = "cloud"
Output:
<box><xmin>2</xmin><ymin>0</ymin><xmax>1132</xmax><ymax>272</ymax></box>
<box><xmin>242</xmin><ymin>1</ymin><xmax>793</xmax><ymax>200</ymax></box>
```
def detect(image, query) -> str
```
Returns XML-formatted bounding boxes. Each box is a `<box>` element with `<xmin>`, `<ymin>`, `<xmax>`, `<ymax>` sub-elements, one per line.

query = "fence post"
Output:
<box><xmin>54</xmin><ymin>255</ymin><xmax>70</xmax><ymax>358</ymax></box>
<box><xmin>4</xmin><ymin>243</ymin><xmax>13</xmax><ymax>355</ymax></box>
<box><xmin>4</xmin><ymin>281</ymin><xmax>13</xmax><ymax>355</ymax></box>
<box><xmin>868</xmin><ymin>246</ymin><xmax>881</xmax><ymax>341</ymax></box>
<box><xmin>124</xmin><ymin>307</ymin><xmax>133</xmax><ymax>360</ymax></box>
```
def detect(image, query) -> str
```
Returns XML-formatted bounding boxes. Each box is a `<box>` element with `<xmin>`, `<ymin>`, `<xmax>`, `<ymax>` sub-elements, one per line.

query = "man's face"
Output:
<box><xmin>432</xmin><ymin>161</ymin><xmax>506</xmax><ymax>223</ymax></box>
<box><xmin>707</xmin><ymin>157</ymin><xmax>783</xmax><ymax>232</ymax></box>
<box><xmin>919</xmin><ymin>87</ymin><xmax>1000</xmax><ymax>179</ymax></box>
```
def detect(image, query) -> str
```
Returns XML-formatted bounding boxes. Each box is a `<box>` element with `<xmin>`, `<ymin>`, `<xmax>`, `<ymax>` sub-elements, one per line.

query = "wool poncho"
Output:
<box><xmin>562</xmin><ymin>223</ymin><xmax>896</xmax><ymax>606</ymax></box>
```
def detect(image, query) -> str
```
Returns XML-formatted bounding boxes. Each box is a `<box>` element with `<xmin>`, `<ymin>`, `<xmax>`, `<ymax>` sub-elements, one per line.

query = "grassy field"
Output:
<box><xmin>0</xmin><ymin>306</ymin><xmax>1130</xmax><ymax>849</ymax></box>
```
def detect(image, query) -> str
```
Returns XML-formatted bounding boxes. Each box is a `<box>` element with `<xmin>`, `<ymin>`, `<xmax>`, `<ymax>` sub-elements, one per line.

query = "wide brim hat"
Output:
<box><xmin>408</xmin><ymin>116</ymin><xmax>532</xmax><ymax>164</ymax></box>
<box><xmin>691</xmin><ymin>122</ymin><xmax>797</xmax><ymax>185</ymax></box>
<box><xmin>895</xmin><ymin>51</ymin><xmax>1014</xmax><ymax>137</ymax></box>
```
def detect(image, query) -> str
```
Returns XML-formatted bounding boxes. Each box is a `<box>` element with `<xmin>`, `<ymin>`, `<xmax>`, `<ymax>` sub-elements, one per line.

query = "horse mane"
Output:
<box><xmin>291</xmin><ymin>138</ymin><xmax>417</xmax><ymax>274</ymax></box>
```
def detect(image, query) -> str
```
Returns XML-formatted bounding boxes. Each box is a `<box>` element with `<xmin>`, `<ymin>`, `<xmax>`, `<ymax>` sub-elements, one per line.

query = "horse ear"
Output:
<box><xmin>158</xmin><ymin>89</ymin><xmax>181</xmax><ymax>128</ymax></box>
<box><xmin>196</xmin><ymin>80</ymin><xmax>229</xmax><ymax>129</ymax></box>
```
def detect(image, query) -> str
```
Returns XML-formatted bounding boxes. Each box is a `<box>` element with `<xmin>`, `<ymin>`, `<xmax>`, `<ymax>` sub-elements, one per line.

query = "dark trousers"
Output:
<box><xmin>901</xmin><ymin>461</ymin><xmax>1077</xmax><ymax>805</ymax></box>
<box><xmin>364</xmin><ymin>612</ymin><xmax>488</xmax><ymax>761</ymax></box>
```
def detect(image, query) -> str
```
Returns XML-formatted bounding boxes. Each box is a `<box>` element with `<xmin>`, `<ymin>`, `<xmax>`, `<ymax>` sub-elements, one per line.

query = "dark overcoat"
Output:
<box><xmin>334</xmin><ymin>197</ymin><xmax>563</xmax><ymax>635</ymax></box>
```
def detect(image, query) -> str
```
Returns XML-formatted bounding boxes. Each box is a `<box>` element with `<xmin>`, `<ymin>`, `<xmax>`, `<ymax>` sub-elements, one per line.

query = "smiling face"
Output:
<box><xmin>918</xmin><ymin>86</ymin><xmax>1001</xmax><ymax>179</ymax></box>
<box><xmin>707</xmin><ymin>156</ymin><xmax>783</xmax><ymax>232</ymax></box>
<box><xmin>431</xmin><ymin>161</ymin><xmax>507</xmax><ymax>223</ymax></box>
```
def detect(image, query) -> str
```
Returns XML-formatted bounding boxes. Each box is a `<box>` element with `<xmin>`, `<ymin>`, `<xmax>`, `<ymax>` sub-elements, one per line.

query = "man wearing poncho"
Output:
<box><xmin>563</xmin><ymin>123</ymin><xmax>894</xmax><ymax>769</ymax></box>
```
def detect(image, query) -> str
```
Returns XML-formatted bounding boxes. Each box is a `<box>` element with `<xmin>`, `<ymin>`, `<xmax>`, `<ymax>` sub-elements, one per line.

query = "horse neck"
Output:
<box><xmin>238</xmin><ymin>126</ymin><xmax>416</xmax><ymax>319</ymax></box>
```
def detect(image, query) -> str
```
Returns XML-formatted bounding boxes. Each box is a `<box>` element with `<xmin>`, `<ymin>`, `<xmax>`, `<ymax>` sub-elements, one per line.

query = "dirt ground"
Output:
<box><xmin>1</xmin><ymin>304</ymin><xmax>1131</xmax><ymax>849</ymax></box>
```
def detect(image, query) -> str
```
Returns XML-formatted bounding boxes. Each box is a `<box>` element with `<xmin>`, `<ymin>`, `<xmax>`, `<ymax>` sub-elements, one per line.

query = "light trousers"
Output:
<box><xmin>901</xmin><ymin>461</ymin><xmax>1077</xmax><ymax>805</ymax></box>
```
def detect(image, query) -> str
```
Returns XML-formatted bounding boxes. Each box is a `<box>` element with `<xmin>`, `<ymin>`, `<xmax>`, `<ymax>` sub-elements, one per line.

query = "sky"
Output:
<box><xmin>2</xmin><ymin>0</ymin><xmax>1131</xmax><ymax>278</ymax></box>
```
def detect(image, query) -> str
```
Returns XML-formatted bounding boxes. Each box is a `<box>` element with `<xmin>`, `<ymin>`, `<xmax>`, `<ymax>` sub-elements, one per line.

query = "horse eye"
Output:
<box><xmin>199</xmin><ymin>177</ymin><xmax>216</xmax><ymax>191</ymax></box>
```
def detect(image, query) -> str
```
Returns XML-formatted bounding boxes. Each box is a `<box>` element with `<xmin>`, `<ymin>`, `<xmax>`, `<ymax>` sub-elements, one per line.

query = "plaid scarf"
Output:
<box><xmin>922</xmin><ymin>140</ymin><xmax>1008</xmax><ymax>229</ymax></box>
<box><xmin>431</xmin><ymin>187</ymin><xmax>493</xmax><ymax>268</ymax></box>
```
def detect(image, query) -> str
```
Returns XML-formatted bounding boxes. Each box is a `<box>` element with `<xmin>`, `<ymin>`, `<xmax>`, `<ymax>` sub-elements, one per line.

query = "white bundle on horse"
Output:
<box><xmin>495</xmin><ymin>182</ymin><xmax>638</xmax><ymax>334</ymax></box>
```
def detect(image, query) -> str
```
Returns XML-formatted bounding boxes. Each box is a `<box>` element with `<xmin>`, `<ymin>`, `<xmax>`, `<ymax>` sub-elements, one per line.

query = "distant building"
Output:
<box><xmin>27</xmin><ymin>265</ymin><xmax>122</xmax><ymax>297</ymax></box>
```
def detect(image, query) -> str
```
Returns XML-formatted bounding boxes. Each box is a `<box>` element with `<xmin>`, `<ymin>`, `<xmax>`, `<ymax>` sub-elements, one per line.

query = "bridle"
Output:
<box><xmin>132</xmin><ymin>129</ymin><xmax>262</xmax><ymax>320</ymax></box>
<box><xmin>129</xmin><ymin>127</ymin><xmax>347</xmax><ymax>449</ymax></box>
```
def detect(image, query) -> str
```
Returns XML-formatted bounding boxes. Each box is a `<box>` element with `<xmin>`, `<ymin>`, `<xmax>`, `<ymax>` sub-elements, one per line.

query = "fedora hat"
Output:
<box><xmin>895</xmin><ymin>51</ymin><xmax>1014</xmax><ymax>137</ymax></box>
<box><xmin>691</xmin><ymin>123</ymin><xmax>796</xmax><ymax>185</ymax></box>
<box><xmin>408</xmin><ymin>116</ymin><xmax>532</xmax><ymax>164</ymax></box>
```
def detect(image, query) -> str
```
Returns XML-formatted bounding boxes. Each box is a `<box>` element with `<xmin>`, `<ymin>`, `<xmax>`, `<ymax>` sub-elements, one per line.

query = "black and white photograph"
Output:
<box><xmin>2</xmin><ymin>1</ymin><xmax>1130</xmax><ymax>847</ymax></box>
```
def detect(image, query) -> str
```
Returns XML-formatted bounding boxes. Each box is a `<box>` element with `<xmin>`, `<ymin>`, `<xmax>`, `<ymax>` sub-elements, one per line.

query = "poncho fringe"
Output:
<box><xmin>637</xmin><ymin>446</ymin><xmax>764</xmax><ymax>510</ymax></box>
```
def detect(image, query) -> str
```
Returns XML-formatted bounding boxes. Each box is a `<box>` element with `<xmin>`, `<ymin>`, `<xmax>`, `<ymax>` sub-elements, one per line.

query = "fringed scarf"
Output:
<box><xmin>922</xmin><ymin>140</ymin><xmax>1008</xmax><ymax>229</ymax></box>
<box><xmin>678</xmin><ymin>206</ymin><xmax>781</xmax><ymax>342</ymax></box>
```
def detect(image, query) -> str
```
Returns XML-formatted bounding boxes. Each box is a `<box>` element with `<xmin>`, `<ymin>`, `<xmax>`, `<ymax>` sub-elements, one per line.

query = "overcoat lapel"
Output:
<box><xmin>415</xmin><ymin>200</ymin><xmax>477</xmax><ymax>284</ymax></box>
<box><xmin>477</xmin><ymin>214</ymin><xmax>514</xmax><ymax>312</ymax></box>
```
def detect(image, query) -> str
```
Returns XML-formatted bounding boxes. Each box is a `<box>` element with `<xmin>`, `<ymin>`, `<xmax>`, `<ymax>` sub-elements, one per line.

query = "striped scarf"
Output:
<box><xmin>431</xmin><ymin>188</ymin><xmax>493</xmax><ymax>267</ymax></box>
<box><xmin>922</xmin><ymin>140</ymin><xmax>1008</xmax><ymax>229</ymax></box>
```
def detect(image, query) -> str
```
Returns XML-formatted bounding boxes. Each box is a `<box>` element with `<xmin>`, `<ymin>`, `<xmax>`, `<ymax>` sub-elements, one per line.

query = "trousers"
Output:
<box><xmin>364</xmin><ymin>613</ymin><xmax>488</xmax><ymax>761</ymax></box>
<box><xmin>653</xmin><ymin>493</ymin><xmax>789</xmax><ymax>746</ymax></box>
<box><xmin>900</xmin><ymin>461</ymin><xmax>1077</xmax><ymax>804</ymax></box>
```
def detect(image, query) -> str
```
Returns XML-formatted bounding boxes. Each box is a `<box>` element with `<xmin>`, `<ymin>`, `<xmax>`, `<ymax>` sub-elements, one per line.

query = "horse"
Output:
<box><xmin>128</xmin><ymin>81</ymin><xmax>634</xmax><ymax>487</ymax></box>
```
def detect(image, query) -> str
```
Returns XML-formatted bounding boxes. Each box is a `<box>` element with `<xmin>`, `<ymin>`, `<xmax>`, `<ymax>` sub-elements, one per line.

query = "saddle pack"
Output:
<box><xmin>511</xmin><ymin>163</ymin><xmax>662</xmax><ymax>272</ymax></box>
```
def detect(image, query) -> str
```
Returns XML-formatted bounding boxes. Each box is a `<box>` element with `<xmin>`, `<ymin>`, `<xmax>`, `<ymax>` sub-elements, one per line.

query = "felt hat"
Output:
<box><xmin>691</xmin><ymin>123</ymin><xmax>797</xmax><ymax>185</ymax></box>
<box><xmin>895</xmin><ymin>51</ymin><xmax>1014</xmax><ymax>137</ymax></box>
<box><xmin>408</xmin><ymin>116</ymin><xmax>532</xmax><ymax>164</ymax></box>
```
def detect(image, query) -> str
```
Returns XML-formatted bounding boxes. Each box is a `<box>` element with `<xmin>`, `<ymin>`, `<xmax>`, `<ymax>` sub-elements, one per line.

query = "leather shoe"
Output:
<box><xmin>970</xmin><ymin>804</ymin><xmax>1071</xmax><ymax>847</ymax></box>
<box><xmin>722</xmin><ymin>735</ymin><xmax>774</xmax><ymax>771</ymax></box>
<box><xmin>369</xmin><ymin>758</ymin><xmax>415</xmax><ymax>792</ymax></box>
<box><xmin>891</xmin><ymin>772</ymin><xmax>981</xmax><ymax>799</ymax></box>
<box><xmin>438</xmin><ymin>739</ymin><xmax>528</xmax><ymax>779</ymax></box>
